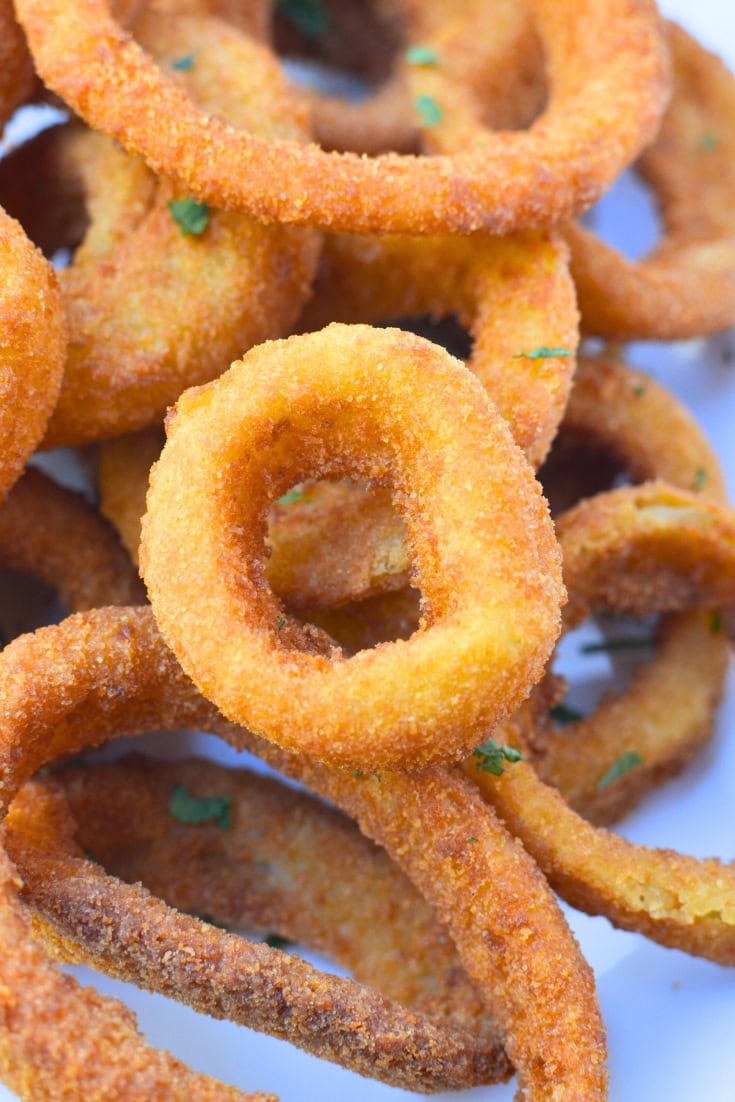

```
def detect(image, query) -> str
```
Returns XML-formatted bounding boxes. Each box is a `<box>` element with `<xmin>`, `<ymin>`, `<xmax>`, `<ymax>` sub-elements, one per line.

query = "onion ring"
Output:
<box><xmin>14</xmin><ymin>0</ymin><xmax>669</xmax><ymax>235</ymax></box>
<box><xmin>0</xmin><ymin>0</ymin><xmax>35</xmax><ymax>118</ymax></box>
<box><xmin>8</xmin><ymin>758</ymin><xmax>513</xmax><ymax>1091</ymax></box>
<box><xmin>468</xmin><ymin>480</ymin><xmax>735</xmax><ymax>964</ymax></box>
<box><xmin>1</xmin><ymin>12</ymin><xmax>320</xmax><ymax>449</ymax></box>
<box><xmin>140</xmin><ymin>324</ymin><xmax>564</xmax><ymax>771</ymax></box>
<box><xmin>0</xmin><ymin>604</ymin><xmax>608</xmax><ymax>1101</ymax></box>
<box><xmin>568</xmin><ymin>23</ymin><xmax>735</xmax><ymax>340</ymax></box>
<box><xmin>0</xmin><ymin>208</ymin><xmax>66</xmax><ymax>503</ymax></box>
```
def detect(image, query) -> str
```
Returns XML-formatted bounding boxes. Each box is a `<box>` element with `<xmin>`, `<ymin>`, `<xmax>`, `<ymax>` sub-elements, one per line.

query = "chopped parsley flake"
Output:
<box><xmin>277</xmin><ymin>616</ymin><xmax>286</xmax><ymax>630</ymax></box>
<box><xmin>168</xmin><ymin>198</ymin><xmax>210</xmax><ymax>236</ymax></box>
<box><xmin>353</xmin><ymin>769</ymin><xmax>364</xmax><ymax>778</ymax></box>
<box><xmin>473</xmin><ymin>738</ymin><xmax>523</xmax><ymax>776</ymax></box>
<box><xmin>373</xmin><ymin>772</ymin><xmax>382</xmax><ymax>783</ymax></box>
<box><xmin>171</xmin><ymin>53</ymin><xmax>195</xmax><ymax>71</ymax></box>
<box><xmin>700</xmin><ymin>132</ymin><xmax>719</xmax><ymax>152</ymax></box>
<box><xmin>549</xmin><ymin>702</ymin><xmax>585</xmax><ymax>725</ymax></box>
<box><xmin>710</xmin><ymin>610</ymin><xmax>724</xmax><ymax>634</ymax></box>
<box><xmin>84</xmin><ymin>849</ymin><xmax>100</xmax><ymax>864</ymax></box>
<box><xmin>581</xmin><ymin>636</ymin><xmax>654</xmax><ymax>655</ymax></box>
<box><xmin>467</xmin><ymin>836</ymin><xmax>479</xmax><ymax>844</ymax></box>
<box><xmin>512</xmin><ymin>347</ymin><xmax>572</xmax><ymax>360</ymax></box>
<box><xmin>693</xmin><ymin>466</ymin><xmax>708</xmax><ymax>491</ymax></box>
<box><xmin>277</xmin><ymin>487</ymin><xmax>307</xmax><ymax>505</ymax></box>
<box><xmin>406</xmin><ymin>45</ymin><xmax>439</xmax><ymax>67</ymax></box>
<box><xmin>597</xmin><ymin>750</ymin><xmax>644</xmax><ymax>791</ymax></box>
<box><xmin>265</xmin><ymin>933</ymin><xmax>295</xmax><ymax>950</ymax></box>
<box><xmin>276</xmin><ymin>0</ymin><xmax>328</xmax><ymax>39</ymax></box>
<box><xmin>415</xmin><ymin>94</ymin><xmax>443</xmax><ymax>128</ymax></box>
<box><xmin>169</xmin><ymin>784</ymin><xmax>232</xmax><ymax>829</ymax></box>
<box><xmin>632</xmin><ymin>383</ymin><xmax>647</xmax><ymax>397</ymax></box>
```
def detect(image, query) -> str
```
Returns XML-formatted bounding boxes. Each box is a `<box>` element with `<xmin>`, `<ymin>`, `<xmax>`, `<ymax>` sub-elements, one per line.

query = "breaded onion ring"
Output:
<box><xmin>0</xmin><ymin>467</ymin><xmax>144</xmax><ymax>616</ymax></box>
<box><xmin>532</xmin><ymin>355</ymin><xmax>729</xmax><ymax>823</ymax></box>
<box><xmin>141</xmin><ymin>325</ymin><xmax>564</xmax><ymax>771</ymax></box>
<box><xmin>14</xmin><ymin>0</ymin><xmax>669</xmax><ymax>234</ymax></box>
<box><xmin>469</xmin><ymin>481</ymin><xmax>735</xmax><ymax>965</ymax></box>
<box><xmin>0</xmin><ymin>605</ymin><xmax>608</xmax><ymax>1102</ymax></box>
<box><xmin>0</xmin><ymin>13</ymin><xmax>320</xmax><ymax>448</ymax></box>
<box><xmin>8</xmin><ymin>759</ymin><xmax>512</xmax><ymax>1092</ymax></box>
<box><xmin>0</xmin><ymin>209</ymin><xmax>66</xmax><ymax>503</ymax></box>
<box><xmin>568</xmin><ymin>23</ymin><xmax>735</xmax><ymax>339</ymax></box>
<box><xmin>299</xmin><ymin>229</ymin><xmax>579</xmax><ymax>469</ymax></box>
<box><xmin>0</xmin><ymin>0</ymin><xmax>35</xmax><ymax>118</ymax></box>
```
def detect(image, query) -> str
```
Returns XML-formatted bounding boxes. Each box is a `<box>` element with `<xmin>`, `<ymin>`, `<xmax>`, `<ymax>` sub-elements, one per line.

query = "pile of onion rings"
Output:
<box><xmin>0</xmin><ymin>1</ymin><xmax>734</xmax><ymax>1100</ymax></box>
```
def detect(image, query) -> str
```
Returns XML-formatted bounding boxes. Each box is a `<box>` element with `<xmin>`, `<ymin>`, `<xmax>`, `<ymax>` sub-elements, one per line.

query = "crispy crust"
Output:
<box><xmin>14</xmin><ymin>0</ymin><xmax>669</xmax><ymax>234</ymax></box>
<box><xmin>140</xmin><ymin>325</ymin><xmax>564</xmax><ymax>771</ymax></box>
<box><xmin>569</xmin><ymin>23</ymin><xmax>735</xmax><ymax>339</ymax></box>
<box><xmin>0</xmin><ymin>606</ymin><xmax>608</xmax><ymax>1102</ymax></box>
<box><xmin>2</xmin><ymin>14</ymin><xmax>320</xmax><ymax>449</ymax></box>
<box><xmin>8</xmin><ymin>759</ymin><xmax>513</xmax><ymax>1092</ymax></box>
<box><xmin>0</xmin><ymin>209</ymin><xmax>66</xmax><ymax>502</ymax></box>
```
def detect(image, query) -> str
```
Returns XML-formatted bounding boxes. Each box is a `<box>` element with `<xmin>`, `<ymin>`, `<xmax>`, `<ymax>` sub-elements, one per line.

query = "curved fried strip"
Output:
<box><xmin>300</xmin><ymin>229</ymin><xmax>579</xmax><ymax>468</ymax></box>
<box><xmin>0</xmin><ymin>0</ymin><xmax>35</xmax><ymax>117</ymax></box>
<box><xmin>0</xmin><ymin>467</ymin><xmax>144</xmax><ymax>614</ymax></box>
<box><xmin>0</xmin><ymin>606</ymin><xmax>607</xmax><ymax>1102</ymax></box>
<box><xmin>8</xmin><ymin>757</ymin><xmax>512</xmax><ymax>1085</ymax></box>
<box><xmin>558</xmin><ymin>481</ymin><xmax>735</xmax><ymax>628</ymax></box>
<box><xmin>6</xmin><ymin>13</ymin><xmax>320</xmax><ymax>448</ymax></box>
<box><xmin>14</xmin><ymin>0</ymin><xmax>668</xmax><ymax>234</ymax></box>
<box><xmin>141</xmin><ymin>326</ymin><xmax>563</xmax><ymax>772</ymax></box>
<box><xmin>292</xmin><ymin>0</ymin><xmax>545</xmax><ymax>155</ymax></box>
<box><xmin>532</xmin><ymin>355</ymin><xmax>729</xmax><ymax>822</ymax></box>
<box><xmin>468</xmin><ymin>482</ymin><xmax>735</xmax><ymax>965</ymax></box>
<box><xmin>0</xmin><ymin>209</ymin><xmax>66</xmax><ymax>502</ymax></box>
<box><xmin>569</xmin><ymin>23</ymin><xmax>735</xmax><ymax>340</ymax></box>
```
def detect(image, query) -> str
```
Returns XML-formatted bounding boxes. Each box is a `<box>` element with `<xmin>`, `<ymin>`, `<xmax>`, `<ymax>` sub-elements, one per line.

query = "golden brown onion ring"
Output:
<box><xmin>568</xmin><ymin>23</ymin><xmax>735</xmax><ymax>339</ymax></box>
<box><xmin>6</xmin><ymin>13</ymin><xmax>319</xmax><ymax>448</ymax></box>
<box><xmin>8</xmin><ymin>758</ymin><xmax>512</xmax><ymax>1091</ymax></box>
<box><xmin>141</xmin><ymin>325</ymin><xmax>563</xmax><ymax>772</ymax></box>
<box><xmin>14</xmin><ymin>0</ymin><xmax>668</xmax><ymax>235</ymax></box>
<box><xmin>0</xmin><ymin>605</ymin><xmax>608</xmax><ymax>1102</ymax></box>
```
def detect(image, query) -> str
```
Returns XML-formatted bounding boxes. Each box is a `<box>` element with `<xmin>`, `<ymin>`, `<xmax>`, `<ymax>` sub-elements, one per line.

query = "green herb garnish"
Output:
<box><xmin>168</xmin><ymin>198</ymin><xmax>210</xmax><ymax>236</ymax></box>
<box><xmin>406</xmin><ymin>45</ymin><xmax>439</xmax><ymax>67</ymax></box>
<box><xmin>84</xmin><ymin>849</ymin><xmax>100</xmax><ymax>864</ymax></box>
<box><xmin>710</xmin><ymin>610</ymin><xmax>724</xmax><ymax>634</ymax></box>
<box><xmin>264</xmin><ymin>933</ymin><xmax>295</xmax><ymax>950</ymax></box>
<box><xmin>632</xmin><ymin>383</ymin><xmax>647</xmax><ymax>397</ymax></box>
<box><xmin>700</xmin><ymin>132</ymin><xmax>719</xmax><ymax>152</ymax></box>
<box><xmin>169</xmin><ymin>784</ymin><xmax>232</xmax><ymax>829</ymax></box>
<box><xmin>549</xmin><ymin>702</ymin><xmax>585</xmax><ymax>725</ymax></box>
<box><xmin>693</xmin><ymin>466</ymin><xmax>708</xmax><ymax>491</ymax></box>
<box><xmin>277</xmin><ymin>616</ymin><xmax>286</xmax><ymax>631</ymax></box>
<box><xmin>415</xmin><ymin>94</ymin><xmax>443</xmax><ymax>128</ymax></box>
<box><xmin>473</xmin><ymin>738</ymin><xmax>523</xmax><ymax>776</ymax></box>
<box><xmin>277</xmin><ymin>487</ymin><xmax>306</xmax><ymax>505</ymax></box>
<box><xmin>171</xmin><ymin>53</ymin><xmax>195</xmax><ymax>71</ymax></box>
<box><xmin>276</xmin><ymin>0</ymin><xmax>328</xmax><ymax>39</ymax></box>
<box><xmin>467</xmin><ymin>836</ymin><xmax>479</xmax><ymax>844</ymax></box>
<box><xmin>353</xmin><ymin>769</ymin><xmax>364</xmax><ymax>778</ymax></box>
<box><xmin>597</xmin><ymin>751</ymin><xmax>644</xmax><ymax>791</ymax></box>
<box><xmin>580</xmin><ymin>636</ymin><xmax>654</xmax><ymax>655</ymax></box>
<box><xmin>373</xmin><ymin>772</ymin><xmax>382</xmax><ymax>783</ymax></box>
<box><xmin>512</xmin><ymin>347</ymin><xmax>573</xmax><ymax>360</ymax></box>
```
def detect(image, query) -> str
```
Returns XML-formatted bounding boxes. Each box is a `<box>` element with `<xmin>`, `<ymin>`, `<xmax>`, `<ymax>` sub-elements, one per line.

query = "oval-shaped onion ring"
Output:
<box><xmin>141</xmin><ymin>325</ymin><xmax>563</xmax><ymax>771</ymax></box>
<box><xmin>14</xmin><ymin>0</ymin><xmax>669</xmax><ymax>235</ymax></box>
<box><xmin>0</xmin><ymin>605</ymin><xmax>608</xmax><ymax>1102</ymax></box>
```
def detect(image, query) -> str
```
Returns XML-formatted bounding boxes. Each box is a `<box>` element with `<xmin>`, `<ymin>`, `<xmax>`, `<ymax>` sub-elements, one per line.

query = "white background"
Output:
<box><xmin>2</xmin><ymin>0</ymin><xmax>734</xmax><ymax>1098</ymax></box>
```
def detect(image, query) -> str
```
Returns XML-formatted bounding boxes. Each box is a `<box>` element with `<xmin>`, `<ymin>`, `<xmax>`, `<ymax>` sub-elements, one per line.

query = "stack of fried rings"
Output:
<box><xmin>2</xmin><ymin>0</ymin><xmax>735</xmax><ymax>1099</ymax></box>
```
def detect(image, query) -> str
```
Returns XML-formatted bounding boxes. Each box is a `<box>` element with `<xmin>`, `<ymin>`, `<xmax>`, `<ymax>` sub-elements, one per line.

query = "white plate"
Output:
<box><xmin>2</xmin><ymin>1</ymin><xmax>735</xmax><ymax>1098</ymax></box>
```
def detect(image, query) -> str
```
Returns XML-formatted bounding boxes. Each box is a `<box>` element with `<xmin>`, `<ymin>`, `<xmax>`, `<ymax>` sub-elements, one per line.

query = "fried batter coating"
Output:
<box><xmin>14</xmin><ymin>0</ymin><xmax>668</xmax><ymax>234</ymax></box>
<box><xmin>0</xmin><ymin>209</ymin><xmax>66</xmax><ymax>503</ymax></box>
<box><xmin>8</xmin><ymin>758</ymin><xmax>513</xmax><ymax>1092</ymax></box>
<box><xmin>0</xmin><ymin>606</ymin><xmax>608</xmax><ymax>1102</ymax></box>
<box><xmin>141</xmin><ymin>325</ymin><xmax>564</xmax><ymax>772</ymax></box>
<box><xmin>1</xmin><ymin>13</ymin><xmax>320</xmax><ymax>448</ymax></box>
<box><xmin>569</xmin><ymin>23</ymin><xmax>735</xmax><ymax>339</ymax></box>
